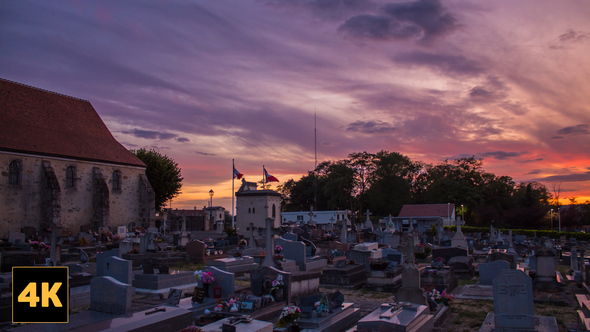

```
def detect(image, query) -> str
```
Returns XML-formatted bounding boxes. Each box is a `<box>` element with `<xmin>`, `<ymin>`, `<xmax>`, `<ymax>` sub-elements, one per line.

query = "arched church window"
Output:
<box><xmin>66</xmin><ymin>166</ymin><xmax>76</xmax><ymax>188</ymax></box>
<box><xmin>272</xmin><ymin>204</ymin><xmax>276</xmax><ymax>218</ymax></box>
<box><xmin>112</xmin><ymin>170</ymin><xmax>121</xmax><ymax>191</ymax></box>
<box><xmin>9</xmin><ymin>160</ymin><xmax>20</xmax><ymax>185</ymax></box>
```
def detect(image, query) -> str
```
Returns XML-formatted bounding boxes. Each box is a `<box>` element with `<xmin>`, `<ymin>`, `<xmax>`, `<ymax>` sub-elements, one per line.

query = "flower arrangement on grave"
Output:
<box><xmin>315</xmin><ymin>293</ymin><xmax>330</xmax><ymax>316</ymax></box>
<box><xmin>425</xmin><ymin>289</ymin><xmax>453</xmax><ymax>306</ymax></box>
<box><xmin>274</xmin><ymin>254</ymin><xmax>284</xmax><ymax>261</ymax></box>
<box><xmin>239</xmin><ymin>239</ymin><xmax>248</xmax><ymax>247</ymax></box>
<box><xmin>181</xmin><ymin>325</ymin><xmax>203</xmax><ymax>332</ymax></box>
<box><xmin>275</xmin><ymin>245</ymin><xmax>283</xmax><ymax>253</ymax></box>
<box><xmin>369</xmin><ymin>257</ymin><xmax>388</xmax><ymax>270</ymax></box>
<box><xmin>194</xmin><ymin>270</ymin><xmax>215</xmax><ymax>284</ymax></box>
<box><xmin>275</xmin><ymin>306</ymin><xmax>301</xmax><ymax>328</ymax></box>
<box><xmin>271</xmin><ymin>274</ymin><xmax>284</xmax><ymax>291</ymax></box>
<box><xmin>234</xmin><ymin>251</ymin><xmax>242</xmax><ymax>258</ymax></box>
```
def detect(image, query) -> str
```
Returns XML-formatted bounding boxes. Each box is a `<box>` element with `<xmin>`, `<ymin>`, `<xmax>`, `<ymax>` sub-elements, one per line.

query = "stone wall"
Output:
<box><xmin>0</xmin><ymin>152</ymin><xmax>153</xmax><ymax>237</ymax></box>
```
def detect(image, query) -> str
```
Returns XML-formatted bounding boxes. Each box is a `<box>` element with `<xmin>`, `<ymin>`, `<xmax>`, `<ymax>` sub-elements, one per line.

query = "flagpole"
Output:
<box><xmin>231</xmin><ymin>159</ymin><xmax>236</xmax><ymax>230</ymax></box>
<box><xmin>263</xmin><ymin>165</ymin><xmax>266</xmax><ymax>189</ymax></box>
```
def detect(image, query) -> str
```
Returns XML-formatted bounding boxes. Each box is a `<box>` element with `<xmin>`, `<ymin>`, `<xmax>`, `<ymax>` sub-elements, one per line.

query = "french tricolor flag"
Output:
<box><xmin>264</xmin><ymin>167</ymin><xmax>279</xmax><ymax>182</ymax></box>
<box><xmin>233</xmin><ymin>166</ymin><xmax>243</xmax><ymax>180</ymax></box>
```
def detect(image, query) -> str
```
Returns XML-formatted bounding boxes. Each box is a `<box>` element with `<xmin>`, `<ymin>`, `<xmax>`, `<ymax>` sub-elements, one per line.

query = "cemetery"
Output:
<box><xmin>3</xmin><ymin>207</ymin><xmax>590</xmax><ymax>332</ymax></box>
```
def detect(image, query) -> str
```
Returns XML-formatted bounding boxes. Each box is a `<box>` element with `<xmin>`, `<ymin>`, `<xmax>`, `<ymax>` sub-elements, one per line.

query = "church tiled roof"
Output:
<box><xmin>0</xmin><ymin>78</ymin><xmax>145</xmax><ymax>167</ymax></box>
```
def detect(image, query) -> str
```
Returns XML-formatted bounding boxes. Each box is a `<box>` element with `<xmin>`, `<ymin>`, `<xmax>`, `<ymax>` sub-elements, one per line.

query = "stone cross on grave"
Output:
<box><xmin>363</xmin><ymin>209</ymin><xmax>373</xmax><ymax>230</ymax></box>
<box><xmin>455</xmin><ymin>218</ymin><xmax>464</xmax><ymax>234</ymax></box>
<box><xmin>261</xmin><ymin>218</ymin><xmax>281</xmax><ymax>268</ymax></box>
<box><xmin>341</xmin><ymin>218</ymin><xmax>349</xmax><ymax>244</ymax></box>
<box><xmin>399</xmin><ymin>237</ymin><xmax>424</xmax><ymax>265</ymax></box>
<box><xmin>308</xmin><ymin>205</ymin><xmax>315</xmax><ymax>226</ymax></box>
<box><xmin>326</xmin><ymin>217</ymin><xmax>335</xmax><ymax>232</ymax></box>
<box><xmin>248</xmin><ymin>223</ymin><xmax>257</xmax><ymax>249</ymax></box>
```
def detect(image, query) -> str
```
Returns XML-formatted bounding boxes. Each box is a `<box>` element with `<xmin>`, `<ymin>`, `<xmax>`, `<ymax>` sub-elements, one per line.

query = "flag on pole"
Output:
<box><xmin>263</xmin><ymin>167</ymin><xmax>279</xmax><ymax>182</ymax></box>
<box><xmin>233</xmin><ymin>166</ymin><xmax>243</xmax><ymax>179</ymax></box>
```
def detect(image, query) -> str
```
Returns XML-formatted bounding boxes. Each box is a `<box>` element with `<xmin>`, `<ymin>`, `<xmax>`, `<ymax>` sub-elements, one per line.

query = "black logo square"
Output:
<box><xmin>12</xmin><ymin>267</ymin><xmax>69</xmax><ymax>323</ymax></box>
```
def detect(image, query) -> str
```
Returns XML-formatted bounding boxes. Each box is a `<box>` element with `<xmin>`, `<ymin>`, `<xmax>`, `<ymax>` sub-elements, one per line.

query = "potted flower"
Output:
<box><xmin>275</xmin><ymin>245</ymin><xmax>283</xmax><ymax>254</ymax></box>
<box><xmin>194</xmin><ymin>270</ymin><xmax>215</xmax><ymax>296</ymax></box>
<box><xmin>275</xmin><ymin>305</ymin><xmax>301</xmax><ymax>328</ymax></box>
<box><xmin>181</xmin><ymin>325</ymin><xmax>203</xmax><ymax>332</ymax></box>
<box><xmin>272</xmin><ymin>274</ymin><xmax>284</xmax><ymax>291</ymax></box>
<box><xmin>234</xmin><ymin>251</ymin><xmax>243</xmax><ymax>258</ymax></box>
<box><xmin>238</xmin><ymin>239</ymin><xmax>248</xmax><ymax>249</ymax></box>
<box><xmin>425</xmin><ymin>289</ymin><xmax>453</xmax><ymax>306</ymax></box>
<box><xmin>315</xmin><ymin>293</ymin><xmax>330</xmax><ymax>317</ymax></box>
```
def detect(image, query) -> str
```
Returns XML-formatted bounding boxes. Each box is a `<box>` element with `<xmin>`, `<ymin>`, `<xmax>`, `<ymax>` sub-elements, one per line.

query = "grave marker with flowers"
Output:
<box><xmin>275</xmin><ymin>305</ymin><xmax>301</xmax><ymax>328</ymax></box>
<box><xmin>275</xmin><ymin>245</ymin><xmax>284</xmax><ymax>261</ymax></box>
<box><xmin>194</xmin><ymin>270</ymin><xmax>215</xmax><ymax>296</ymax></box>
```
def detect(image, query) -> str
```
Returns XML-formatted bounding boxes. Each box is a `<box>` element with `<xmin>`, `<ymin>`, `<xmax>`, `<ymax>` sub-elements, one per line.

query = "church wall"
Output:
<box><xmin>0</xmin><ymin>152</ymin><xmax>149</xmax><ymax>237</ymax></box>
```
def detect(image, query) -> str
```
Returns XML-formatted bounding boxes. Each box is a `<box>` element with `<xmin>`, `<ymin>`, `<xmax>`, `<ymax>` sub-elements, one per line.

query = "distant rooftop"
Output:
<box><xmin>398</xmin><ymin>204</ymin><xmax>456</xmax><ymax>218</ymax></box>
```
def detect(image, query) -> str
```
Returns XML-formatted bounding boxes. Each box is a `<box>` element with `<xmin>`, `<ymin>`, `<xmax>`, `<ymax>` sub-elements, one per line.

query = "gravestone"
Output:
<box><xmin>447</xmin><ymin>255</ymin><xmax>475</xmax><ymax>279</ymax></box>
<box><xmin>103</xmin><ymin>256</ymin><xmax>132</xmax><ymax>284</ymax></box>
<box><xmin>203</xmin><ymin>266</ymin><xmax>235</xmax><ymax>299</ymax></box>
<box><xmin>493</xmin><ymin>270</ymin><xmax>534</xmax><ymax>330</ymax></box>
<box><xmin>490</xmin><ymin>251</ymin><xmax>518</xmax><ymax>269</ymax></box>
<box><xmin>331</xmin><ymin>291</ymin><xmax>345</xmax><ymax>308</ymax></box>
<box><xmin>283</xmin><ymin>232</ymin><xmax>298</xmax><ymax>241</ymax></box>
<box><xmin>8</xmin><ymin>230</ymin><xmax>25</xmax><ymax>244</ymax></box>
<box><xmin>274</xmin><ymin>237</ymin><xmax>306</xmax><ymax>268</ymax></box>
<box><xmin>90</xmin><ymin>276</ymin><xmax>133</xmax><ymax>315</ymax></box>
<box><xmin>396</xmin><ymin>242</ymin><xmax>428</xmax><ymax>307</ymax></box>
<box><xmin>96</xmin><ymin>249</ymin><xmax>120</xmax><ymax>277</ymax></box>
<box><xmin>186</xmin><ymin>240</ymin><xmax>207</xmax><ymax>264</ymax></box>
<box><xmin>119</xmin><ymin>240</ymin><xmax>133</xmax><ymax>256</ymax></box>
<box><xmin>534</xmin><ymin>248</ymin><xmax>558</xmax><ymax>289</ymax></box>
<box><xmin>572</xmin><ymin>247</ymin><xmax>580</xmax><ymax>272</ymax></box>
<box><xmin>166</xmin><ymin>288</ymin><xmax>182</xmax><ymax>306</ymax></box>
<box><xmin>479</xmin><ymin>260</ymin><xmax>510</xmax><ymax>286</ymax></box>
<box><xmin>250</xmin><ymin>266</ymin><xmax>290</xmax><ymax>304</ymax></box>
<box><xmin>420</xmin><ymin>266</ymin><xmax>458</xmax><ymax>293</ymax></box>
<box><xmin>432</xmin><ymin>247</ymin><xmax>467</xmax><ymax>264</ymax></box>
<box><xmin>382</xmin><ymin>248</ymin><xmax>403</xmax><ymax>265</ymax></box>
<box><xmin>320</xmin><ymin>263</ymin><xmax>367</xmax><ymax>288</ymax></box>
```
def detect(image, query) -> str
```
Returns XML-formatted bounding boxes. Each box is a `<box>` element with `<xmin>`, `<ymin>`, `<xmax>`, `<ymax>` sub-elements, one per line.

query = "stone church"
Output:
<box><xmin>0</xmin><ymin>78</ymin><xmax>155</xmax><ymax>238</ymax></box>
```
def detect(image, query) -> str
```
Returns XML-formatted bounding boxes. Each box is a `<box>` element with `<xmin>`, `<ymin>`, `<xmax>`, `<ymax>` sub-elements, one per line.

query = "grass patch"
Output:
<box><xmin>458</xmin><ymin>278</ymin><xmax>478</xmax><ymax>286</ymax></box>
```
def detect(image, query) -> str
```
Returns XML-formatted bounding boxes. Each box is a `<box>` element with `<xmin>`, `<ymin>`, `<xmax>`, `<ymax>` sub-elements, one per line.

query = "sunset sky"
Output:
<box><xmin>2</xmin><ymin>0</ymin><xmax>589</xmax><ymax>213</ymax></box>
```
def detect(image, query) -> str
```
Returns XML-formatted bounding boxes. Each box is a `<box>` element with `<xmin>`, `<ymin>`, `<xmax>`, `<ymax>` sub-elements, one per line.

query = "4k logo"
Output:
<box><xmin>12</xmin><ymin>267</ymin><xmax>69</xmax><ymax>323</ymax></box>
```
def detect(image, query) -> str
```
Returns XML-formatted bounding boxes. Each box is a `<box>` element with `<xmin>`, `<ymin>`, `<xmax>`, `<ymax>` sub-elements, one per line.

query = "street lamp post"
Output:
<box><xmin>559</xmin><ymin>208</ymin><xmax>561</xmax><ymax>232</ymax></box>
<box><xmin>550</xmin><ymin>209</ymin><xmax>553</xmax><ymax>231</ymax></box>
<box><xmin>209</xmin><ymin>189</ymin><xmax>214</xmax><ymax>229</ymax></box>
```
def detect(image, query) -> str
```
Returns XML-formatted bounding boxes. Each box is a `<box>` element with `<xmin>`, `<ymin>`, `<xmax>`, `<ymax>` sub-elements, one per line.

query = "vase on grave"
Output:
<box><xmin>289</xmin><ymin>323</ymin><xmax>300</xmax><ymax>332</ymax></box>
<box><xmin>203</xmin><ymin>283</ymin><xmax>211</xmax><ymax>297</ymax></box>
<box><xmin>272</xmin><ymin>288</ymin><xmax>284</xmax><ymax>302</ymax></box>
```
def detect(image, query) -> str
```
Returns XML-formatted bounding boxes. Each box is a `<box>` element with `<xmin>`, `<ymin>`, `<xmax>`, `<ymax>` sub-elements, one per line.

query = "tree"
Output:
<box><xmin>131</xmin><ymin>148</ymin><xmax>183</xmax><ymax>211</ymax></box>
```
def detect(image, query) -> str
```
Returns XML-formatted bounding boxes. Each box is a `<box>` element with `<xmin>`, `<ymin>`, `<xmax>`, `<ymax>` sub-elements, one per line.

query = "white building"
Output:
<box><xmin>235</xmin><ymin>180</ymin><xmax>281</xmax><ymax>236</ymax></box>
<box><xmin>281</xmin><ymin>210</ymin><xmax>350</xmax><ymax>225</ymax></box>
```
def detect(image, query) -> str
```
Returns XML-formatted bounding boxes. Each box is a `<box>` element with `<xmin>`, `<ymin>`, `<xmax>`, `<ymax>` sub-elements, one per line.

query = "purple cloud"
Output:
<box><xmin>123</xmin><ymin>129</ymin><xmax>178</xmax><ymax>140</ymax></box>
<box><xmin>393</xmin><ymin>52</ymin><xmax>482</xmax><ymax>75</ymax></box>
<box><xmin>557</xmin><ymin>124</ymin><xmax>589</xmax><ymax>135</ymax></box>
<box><xmin>339</xmin><ymin>0</ymin><xmax>458</xmax><ymax>42</ymax></box>
<box><xmin>479</xmin><ymin>151</ymin><xmax>526</xmax><ymax>160</ymax></box>
<box><xmin>347</xmin><ymin>120</ymin><xmax>398</xmax><ymax>134</ymax></box>
<box><xmin>536</xmin><ymin>172</ymin><xmax>590</xmax><ymax>183</ymax></box>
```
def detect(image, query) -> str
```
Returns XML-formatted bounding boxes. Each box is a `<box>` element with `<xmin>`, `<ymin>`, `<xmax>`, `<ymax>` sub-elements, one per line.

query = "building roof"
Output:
<box><xmin>0</xmin><ymin>78</ymin><xmax>145</xmax><ymax>167</ymax></box>
<box><xmin>398</xmin><ymin>204</ymin><xmax>456</xmax><ymax>218</ymax></box>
